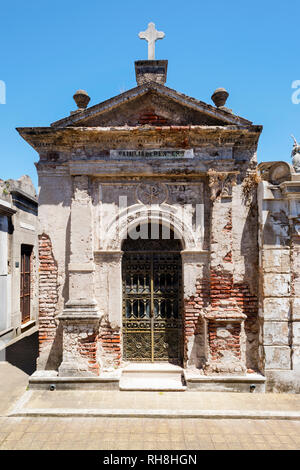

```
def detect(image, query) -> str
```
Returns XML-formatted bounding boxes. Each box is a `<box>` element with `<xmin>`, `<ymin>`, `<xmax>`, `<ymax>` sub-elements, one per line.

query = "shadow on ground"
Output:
<box><xmin>6</xmin><ymin>331</ymin><xmax>38</xmax><ymax>375</ymax></box>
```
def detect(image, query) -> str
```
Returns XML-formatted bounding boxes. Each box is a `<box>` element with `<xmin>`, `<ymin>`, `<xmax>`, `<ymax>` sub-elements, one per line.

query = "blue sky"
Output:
<box><xmin>0</xmin><ymin>0</ymin><xmax>299</xmax><ymax>189</ymax></box>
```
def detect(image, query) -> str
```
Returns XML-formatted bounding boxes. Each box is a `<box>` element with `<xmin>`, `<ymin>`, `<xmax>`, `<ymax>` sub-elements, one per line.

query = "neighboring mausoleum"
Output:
<box><xmin>17</xmin><ymin>23</ymin><xmax>300</xmax><ymax>392</ymax></box>
<box><xmin>0</xmin><ymin>175</ymin><xmax>38</xmax><ymax>358</ymax></box>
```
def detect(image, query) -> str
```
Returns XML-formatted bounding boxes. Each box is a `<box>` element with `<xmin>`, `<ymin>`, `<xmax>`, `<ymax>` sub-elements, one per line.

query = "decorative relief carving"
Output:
<box><xmin>104</xmin><ymin>206</ymin><xmax>196</xmax><ymax>251</ymax></box>
<box><xmin>136</xmin><ymin>182</ymin><xmax>168</xmax><ymax>204</ymax></box>
<box><xmin>208</xmin><ymin>169</ymin><xmax>237</xmax><ymax>201</ymax></box>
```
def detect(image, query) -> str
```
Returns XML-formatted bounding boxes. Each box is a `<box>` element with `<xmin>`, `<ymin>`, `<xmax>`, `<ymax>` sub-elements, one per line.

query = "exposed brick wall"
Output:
<box><xmin>99</xmin><ymin>318</ymin><xmax>121</xmax><ymax>368</ymax></box>
<box><xmin>233</xmin><ymin>281</ymin><xmax>259</xmax><ymax>370</ymax></box>
<box><xmin>183</xmin><ymin>191</ymin><xmax>258</xmax><ymax>372</ymax></box>
<box><xmin>208</xmin><ymin>321</ymin><xmax>241</xmax><ymax>361</ymax></box>
<box><xmin>38</xmin><ymin>234</ymin><xmax>58</xmax><ymax>355</ymax></box>
<box><xmin>223</xmin><ymin>216</ymin><xmax>232</xmax><ymax>232</ymax></box>
<box><xmin>223</xmin><ymin>251</ymin><xmax>232</xmax><ymax>262</ymax></box>
<box><xmin>138</xmin><ymin>108</ymin><xmax>169</xmax><ymax>126</ymax></box>
<box><xmin>232</xmin><ymin>282</ymin><xmax>258</xmax><ymax>327</ymax></box>
<box><xmin>210</xmin><ymin>270</ymin><xmax>233</xmax><ymax>309</ymax></box>
<box><xmin>78</xmin><ymin>330</ymin><xmax>100</xmax><ymax>375</ymax></box>
<box><xmin>207</xmin><ymin>194</ymin><xmax>259</xmax><ymax>372</ymax></box>
<box><xmin>207</xmin><ymin>270</ymin><xmax>244</xmax><ymax>370</ymax></box>
<box><xmin>182</xmin><ymin>271</ymin><xmax>258</xmax><ymax>371</ymax></box>
<box><xmin>210</xmin><ymin>272</ymin><xmax>257</xmax><ymax>319</ymax></box>
<box><xmin>209</xmin><ymin>270</ymin><xmax>258</xmax><ymax>370</ymax></box>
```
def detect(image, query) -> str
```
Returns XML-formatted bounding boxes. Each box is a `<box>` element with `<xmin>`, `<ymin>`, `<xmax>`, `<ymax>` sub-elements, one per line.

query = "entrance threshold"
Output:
<box><xmin>119</xmin><ymin>362</ymin><xmax>186</xmax><ymax>391</ymax></box>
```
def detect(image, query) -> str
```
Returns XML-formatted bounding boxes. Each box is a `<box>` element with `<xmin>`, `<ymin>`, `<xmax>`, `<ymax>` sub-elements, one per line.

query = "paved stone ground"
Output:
<box><xmin>0</xmin><ymin>416</ymin><xmax>300</xmax><ymax>450</ymax></box>
<box><xmin>1</xmin><ymin>362</ymin><xmax>300</xmax><ymax>450</ymax></box>
<box><xmin>0</xmin><ymin>362</ymin><xmax>29</xmax><ymax>416</ymax></box>
<box><xmin>19</xmin><ymin>389</ymin><xmax>300</xmax><ymax>413</ymax></box>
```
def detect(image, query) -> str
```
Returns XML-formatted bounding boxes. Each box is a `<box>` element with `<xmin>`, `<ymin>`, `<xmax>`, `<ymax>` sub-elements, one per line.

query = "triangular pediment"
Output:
<box><xmin>51</xmin><ymin>82</ymin><xmax>252</xmax><ymax>129</ymax></box>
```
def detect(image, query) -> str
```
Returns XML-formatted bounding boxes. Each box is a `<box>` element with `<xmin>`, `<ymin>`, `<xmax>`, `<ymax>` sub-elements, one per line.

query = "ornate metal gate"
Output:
<box><xmin>122</xmin><ymin>243</ymin><xmax>183</xmax><ymax>363</ymax></box>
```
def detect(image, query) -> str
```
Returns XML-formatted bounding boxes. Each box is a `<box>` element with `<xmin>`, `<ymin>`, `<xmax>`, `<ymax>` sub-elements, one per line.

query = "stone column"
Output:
<box><xmin>204</xmin><ymin>171</ymin><xmax>247</xmax><ymax>374</ymax></box>
<box><xmin>58</xmin><ymin>176</ymin><xmax>101</xmax><ymax>377</ymax></box>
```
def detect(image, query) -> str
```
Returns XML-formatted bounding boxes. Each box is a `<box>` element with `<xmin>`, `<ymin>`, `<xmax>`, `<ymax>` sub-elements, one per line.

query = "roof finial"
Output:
<box><xmin>211</xmin><ymin>88</ymin><xmax>229</xmax><ymax>108</ymax></box>
<box><xmin>73</xmin><ymin>90</ymin><xmax>90</xmax><ymax>110</ymax></box>
<box><xmin>138</xmin><ymin>22</ymin><xmax>165</xmax><ymax>60</ymax></box>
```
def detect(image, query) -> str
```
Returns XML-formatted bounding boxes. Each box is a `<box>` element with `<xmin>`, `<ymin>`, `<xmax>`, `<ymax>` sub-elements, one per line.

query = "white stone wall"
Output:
<box><xmin>258</xmin><ymin>177</ymin><xmax>300</xmax><ymax>391</ymax></box>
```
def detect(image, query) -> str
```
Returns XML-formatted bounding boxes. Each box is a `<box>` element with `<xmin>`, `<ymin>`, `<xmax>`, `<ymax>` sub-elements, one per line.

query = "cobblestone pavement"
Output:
<box><xmin>0</xmin><ymin>416</ymin><xmax>300</xmax><ymax>450</ymax></box>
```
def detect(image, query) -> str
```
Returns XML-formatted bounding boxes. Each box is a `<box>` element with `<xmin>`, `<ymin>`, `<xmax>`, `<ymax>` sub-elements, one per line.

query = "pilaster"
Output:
<box><xmin>205</xmin><ymin>171</ymin><xmax>247</xmax><ymax>374</ymax></box>
<box><xmin>58</xmin><ymin>176</ymin><xmax>101</xmax><ymax>377</ymax></box>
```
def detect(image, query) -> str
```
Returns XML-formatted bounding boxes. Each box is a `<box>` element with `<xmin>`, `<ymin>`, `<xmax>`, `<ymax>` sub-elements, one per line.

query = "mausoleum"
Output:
<box><xmin>17</xmin><ymin>23</ymin><xmax>300</xmax><ymax>392</ymax></box>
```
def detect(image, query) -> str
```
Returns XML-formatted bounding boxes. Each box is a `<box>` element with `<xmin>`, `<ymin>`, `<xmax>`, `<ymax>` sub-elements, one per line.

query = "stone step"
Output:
<box><xmin>119</xmin><ymin>363</ymin><xmax>186</xmax><ymax>391</ymax></box>
<box><xmin>184</xmin><ymin>372</ymin><xmax>266</xmax><ymax>393</ymax></box>
<box><xmin>122</xmin><ymin>362</ymin><xmax>182</xmax><ymax>373</ymax></box>
<box><xmin>119</xmin><ymin>377</ymin><xmax>186</xmax><ymax>391</ymax></box>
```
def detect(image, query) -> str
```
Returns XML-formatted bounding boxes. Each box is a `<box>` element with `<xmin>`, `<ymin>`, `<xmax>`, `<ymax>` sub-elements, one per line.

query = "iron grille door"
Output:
<box><xmin>152</xmin><ymin>252</ymin><xmax>182</xmax><ymax>362</ymax></box>
<box><xmin>20</xmin><ymin>246</ymin><xmax>31</xmax><ymax>324</ymax></box>
<box><xmin>122</xmin><ymin>251</ymin><xmax>182</xmax><ymax>363</ymax></box>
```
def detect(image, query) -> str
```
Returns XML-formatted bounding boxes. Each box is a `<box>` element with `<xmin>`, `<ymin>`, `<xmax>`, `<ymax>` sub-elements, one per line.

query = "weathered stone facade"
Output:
<box><xmin>258</xmin><ymin>161</ymin><xmax>300</xmax><ymax>391</ymax></box>
<box><xmin>17</xmin><ymin>59</ymin><xmax>300</xmax><ymax>392</ymax></box>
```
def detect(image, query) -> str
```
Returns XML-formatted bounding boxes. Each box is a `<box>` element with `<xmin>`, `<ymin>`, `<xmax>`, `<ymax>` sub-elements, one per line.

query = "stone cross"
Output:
<box><xmin>138</xmin><ymin>22</ymin><xmax>165</xmax><ymax>60</ymax></box>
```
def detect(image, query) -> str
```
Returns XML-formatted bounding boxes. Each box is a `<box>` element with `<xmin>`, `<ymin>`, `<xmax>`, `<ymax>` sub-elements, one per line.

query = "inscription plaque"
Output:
<box><xmin>110</xmin><ymin>149</ymin><xmax>194</xmax><ymax>159</ymax></box>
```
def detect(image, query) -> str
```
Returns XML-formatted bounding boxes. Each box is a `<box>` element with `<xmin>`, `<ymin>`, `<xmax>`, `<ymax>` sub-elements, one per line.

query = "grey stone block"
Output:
<box><xmin>263</xmin><ymin>321</ymin><xmax>289</xmax><ymax>346</ymax></box>
<box><xmin>264</xmin><ymin>346</ymin><xmax>291</xmax><ymax>370</ymax></box>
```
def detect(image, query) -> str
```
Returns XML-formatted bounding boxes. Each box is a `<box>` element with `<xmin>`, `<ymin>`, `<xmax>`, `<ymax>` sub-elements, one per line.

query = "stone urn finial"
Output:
<box><xmin>73</xmin><ymin>89</ymin><xmax>90</xmax><ymax>110</ymax></box>
<box><xmin>211</xmin><ymin>88</ymin><xmax>229</xmax><ymax>108</ymax></box>
<box><xmin>291</xmin><ymin>135</ymin><xmax>300</xmax><ymax>173</ymax></box>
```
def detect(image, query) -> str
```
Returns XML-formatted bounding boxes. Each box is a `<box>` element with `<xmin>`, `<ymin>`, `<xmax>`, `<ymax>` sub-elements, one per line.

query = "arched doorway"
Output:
<box><xmin>122</xmin><ymin>222</ymin><xmax>183</xmax><ymax>365</ymax></box>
